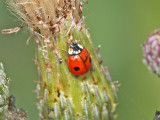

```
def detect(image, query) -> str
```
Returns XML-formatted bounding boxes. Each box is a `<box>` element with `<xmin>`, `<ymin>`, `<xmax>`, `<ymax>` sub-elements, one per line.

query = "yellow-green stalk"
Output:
<box><xmin>7</xmin><ymin>0</ymin><xmax>118</xmax><ymax>119</ymax></box>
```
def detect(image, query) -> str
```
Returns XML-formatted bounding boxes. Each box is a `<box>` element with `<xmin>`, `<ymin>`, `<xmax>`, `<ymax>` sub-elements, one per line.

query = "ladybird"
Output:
<box><xmin>68</xmin><ymin>42</ymin><xmax>92</xmax><ymax>75</ymax></box>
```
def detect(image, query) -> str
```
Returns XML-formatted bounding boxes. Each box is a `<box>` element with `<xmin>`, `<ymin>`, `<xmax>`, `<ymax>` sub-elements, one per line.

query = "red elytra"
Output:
<box><xmin>68</xmin><ymin>48</ymin><xmax>92</xmax><ymax>75</ymax></box>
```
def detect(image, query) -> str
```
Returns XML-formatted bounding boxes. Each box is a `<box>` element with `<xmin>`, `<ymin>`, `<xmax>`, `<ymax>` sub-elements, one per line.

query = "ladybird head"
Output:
<box><xmin>68</xmin><ymin>42</ymin><xmax>83</xmax><ymax>55</ymax></box>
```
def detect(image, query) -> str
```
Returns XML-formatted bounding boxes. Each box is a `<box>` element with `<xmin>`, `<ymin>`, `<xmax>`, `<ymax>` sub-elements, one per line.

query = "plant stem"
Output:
<box><xmin>7</xmin><ymin>0</ymin><xmax>118</xmax><ymax>119</ymax></box>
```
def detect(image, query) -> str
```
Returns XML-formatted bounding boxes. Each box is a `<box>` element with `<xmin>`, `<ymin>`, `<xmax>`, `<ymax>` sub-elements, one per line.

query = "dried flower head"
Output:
<box><xmin>143</xmin><ymin>29</ymin><xmax>160</xmax><ymax>76</ymax></box>
<box><xmin>8</xmin><ymin>0</ymin><xmax>84</xmax><ymax>35</ymax></box>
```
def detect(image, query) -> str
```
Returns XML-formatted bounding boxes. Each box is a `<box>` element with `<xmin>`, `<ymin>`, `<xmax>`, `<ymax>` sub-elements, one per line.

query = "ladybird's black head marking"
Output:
<box><xmin>68</xmin><ymin>42</ymin><xmax>83</xmax><ymax>55</ymax></box>
<box><xmin>69</xmin><ymin>42</ymin><xmax>83</xmax><ymax>52</ymax></box>
<box><xmin>74</xmin><ymin>67</ymin><xmax>80</xmax><ymax>71</ymax></box>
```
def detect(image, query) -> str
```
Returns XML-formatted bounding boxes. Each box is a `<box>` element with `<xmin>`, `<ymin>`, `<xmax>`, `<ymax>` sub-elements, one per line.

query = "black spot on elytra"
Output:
<box><xmin>74</xmin><ymin>67</ymin><xmax>80</xmax><ymax>71</ymax></box>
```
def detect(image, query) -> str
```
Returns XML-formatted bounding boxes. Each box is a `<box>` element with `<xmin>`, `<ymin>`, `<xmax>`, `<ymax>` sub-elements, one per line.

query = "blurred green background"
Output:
<box><xmin>1</xmin><ymin>0</ymin><xmax>160</xmax><ymax>120</ymax></box>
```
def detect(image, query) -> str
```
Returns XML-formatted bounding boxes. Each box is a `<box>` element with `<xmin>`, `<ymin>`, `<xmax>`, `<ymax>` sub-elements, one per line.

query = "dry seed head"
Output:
<box><xmin>8</xmin><ymin>0</ymin><xmax>84</xmax><ymax>34</ymax></box>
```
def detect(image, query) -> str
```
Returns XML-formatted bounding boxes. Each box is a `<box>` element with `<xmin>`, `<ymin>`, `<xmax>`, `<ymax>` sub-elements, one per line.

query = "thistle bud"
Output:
<box><xmin>143</xmin><ymin>30</ymin><xmax>160</xmax><ymax>76</ymax></box>
<box><xmin>5</xmin><ymin>0</ymin><xmax>118</xmax><ymax>119</ymax></box>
